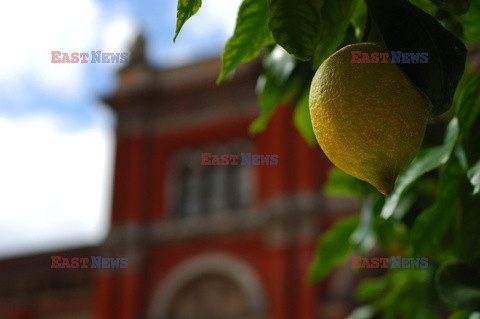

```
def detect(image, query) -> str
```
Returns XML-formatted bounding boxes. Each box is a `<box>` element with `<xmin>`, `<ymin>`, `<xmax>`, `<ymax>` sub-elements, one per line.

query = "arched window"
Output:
<box><xmin>147</xmin><ymin>253</ymin><xmax>267</xmax><ymax>319</ymax></box>
<box><xmin>168</xmin><ymin>274</ymin><xmax>249</xmax><ymax>319</ymax></box>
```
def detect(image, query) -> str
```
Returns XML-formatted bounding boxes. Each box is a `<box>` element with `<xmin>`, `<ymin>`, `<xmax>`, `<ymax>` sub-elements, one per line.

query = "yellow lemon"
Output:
<box><xmin>309</xmin><ymin>42</ymin><xmax>430</xmax><ymax>195</ymax></box>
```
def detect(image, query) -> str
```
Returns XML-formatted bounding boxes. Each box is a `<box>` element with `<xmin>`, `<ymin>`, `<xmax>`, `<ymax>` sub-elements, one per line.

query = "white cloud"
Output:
<box><xmin>102</xmin><ymin>15</ymin><xmax>139</xmax><ymax>53</ymax></box>
<box><xmin>183</xmin><ymin>0</ymin><xmax>242</xmax><ymax>39</ymax></box>
<box><xmin>100</xmin><ymin>14</ymin><xmax>139</xmax><ymax>70</ymax></box>
<box><xmin>0</xmin><ymin>0</ymin><xmax>137</xmax><ymax>98</ymax></box>
<box><xmin>0</xmin><ymin>113</ymin><xmax>114</xmax><ymax>258</ymax></box>
<box><xmin>0</xmin><ymin>0</ymin><xmax>98</xmax><ymax>96</ymax></box>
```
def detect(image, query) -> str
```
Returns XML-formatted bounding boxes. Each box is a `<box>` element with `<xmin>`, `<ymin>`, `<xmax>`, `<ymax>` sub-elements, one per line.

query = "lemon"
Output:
<box><xmin>309</xmin><ymin>42</ymin><xmax>430</xmax><ymax>195</ymax></box>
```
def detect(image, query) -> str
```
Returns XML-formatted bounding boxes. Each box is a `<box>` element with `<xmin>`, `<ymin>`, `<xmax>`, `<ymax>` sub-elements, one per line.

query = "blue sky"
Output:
<box><xmin>0</xmin><ymin>0</ymin><xmax>242</xmax><ymax>258</ymax></box>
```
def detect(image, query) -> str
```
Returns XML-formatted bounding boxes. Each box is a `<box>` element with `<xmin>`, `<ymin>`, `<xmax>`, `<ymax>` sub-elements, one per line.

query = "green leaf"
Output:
<box><xmin>309</xmin><ymin>215</ymin><xmax>359</xmax><ymax>282</ymax></box>
<box><xmin>268</xmin><ymin>0</ymin><xmax>357</xmax><ymax>64</ymax></box>
<box><xmin>411</xmin><ymin>156</ymin><xmax>463</xmax><ymax>256</ymax></box>
<box><xmin>268</xmin><ymin>0</ymin><xmax>324</xmax><ymax>61</ymax></box>
<box><xmin>350</xmin><ymin>0</ymin><xmax>367</xmax><ymax>40</ymax></box>
<box><xmin>436</xmin><ymin>261</ymin><xmax>480</xmax><ymax>311</ymax></box>
<box><xmin>381</xmin><ymin>118</ymin><xmax>459</xmax><ymax>218</ymax></box>
<box><xmin>346</xmin><ymin>305</ymin><xmax>376</xmax><ymax>319</ymax></box>
<box><xmin>356</xmin><ymin>276</ymin><xmax>389</xmax><ymax>301</ymax></box>
<box><xmin>217</xmin><ymin>0</ymin><xmax>274</xmax><ymax>84</ymax></box>
<box><xmin>456</xmin><ymin>73</ymin><xmax>480</xmax><ymax>139</ymax></box>
<box><xmin>311</xmin><ymin>0</ymin><xmax>359</xmax><ymax>68</ymax></box>
<box><xmin>249</xmin><ymin>47</ymin><xmax>297</xmax><ymax>133</ymax></box>
<box><xmin>409</xmin><ymin>0</ymin><xmax>437</xmax><ymax>12</ymax></box>
<box><xmin>374</xmin><ymin>214</ymin><xmax>409</xmax><ymax>252</ymax></box>
<box><xmin>250</xmin><ymin>50</ymin><xmax>313</xmax><ymax>133</ymax></box>
<box><xmin>366</xmin><ymin>0</ymin><xmax>467</xmax><ymax>115</ymax></box>
<box><xmin>293</xmin><ymin>87</ymin><xmax>316</xmax><ymax>144</ymax></box>
<box><xmin>323</xmin><ymin>167</ymin><xmax>374</xmax><ymax>198</ymax></box>
<box><xmin>351</xmin><ymin>196</ymin><xmax>376</xmax><ymax>251</ymax></box>
<box><xmin>449</xmin><ymin>311</ymin><xmax>480</xmax><ymax>319</ymax></box>
<box><xmin>372</xmin><ymin>268</ymin><xmax>437</xmax><ymax>318</ymax></box>
<box><xmin>467</xmin><ymin>160</ymin><xmax>480</xmax><ymax>195</ymax></box>
<box><xmin>389</xmin><ymin>190</ymin><xmax>417</xmax><ymax>220</ymax></box>
<box><xmin>460</xmin><ymin>0</ymin><xmax>480</xmax><ymax>41</ymax></box>
<box><xmin>173</xmin><ymin>0</ymin><xmax>202</xmax><ymax>42</ymax></box>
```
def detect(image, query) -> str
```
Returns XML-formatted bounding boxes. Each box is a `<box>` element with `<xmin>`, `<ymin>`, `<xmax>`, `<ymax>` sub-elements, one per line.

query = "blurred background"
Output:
<box><xmin>0</xmin><ymin>0</ymin><xmax>359</xmax><ymax>318</ymax></box>
<box><xmin>0</xmin><ymin>0</ymin><xmax>243</xmax><ymax>258</ymax></box>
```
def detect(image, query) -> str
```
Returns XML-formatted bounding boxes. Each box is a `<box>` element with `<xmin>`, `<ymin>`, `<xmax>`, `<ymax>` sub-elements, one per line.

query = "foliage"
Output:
<box><xmin>173</xmin><ymin>0</ymin><xmax>480</xmax><ymax>316</ymax></box>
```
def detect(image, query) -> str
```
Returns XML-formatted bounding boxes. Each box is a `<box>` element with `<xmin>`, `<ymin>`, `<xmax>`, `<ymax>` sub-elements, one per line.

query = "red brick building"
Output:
<box><xmin>0</xmin><ymin>37</ymin><xmax>358</xmax><ymax>319</ymax></box>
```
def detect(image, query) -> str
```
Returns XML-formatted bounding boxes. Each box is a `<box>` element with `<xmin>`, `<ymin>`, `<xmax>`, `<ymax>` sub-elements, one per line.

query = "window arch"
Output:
<box><xmin>168</xmin><ymin>273</ymin><xmax>249</xmax><ymax>319</ymax></box>
<box><xmin>147</xmin><ymin>253</ymin><xmax>267</xmax><ymax>319</ymax></box>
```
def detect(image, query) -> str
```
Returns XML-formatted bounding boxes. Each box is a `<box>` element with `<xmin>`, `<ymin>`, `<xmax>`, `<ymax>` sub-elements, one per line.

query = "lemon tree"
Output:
<box><xmin>174</xmin><ymin>0</ymin><xmax>480</xmax><ymax>316</ymax></box>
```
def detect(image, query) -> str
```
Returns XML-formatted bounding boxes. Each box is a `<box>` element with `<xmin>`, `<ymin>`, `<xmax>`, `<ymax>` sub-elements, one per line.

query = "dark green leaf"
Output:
<box><xmin>217</xmin><ymin>0</ymin><xmax>274</xmax><ymax>84</ymax></box>
<box><xmin>173</xmin><ymin>0</ymin><xmax>202</xmax><ymax>42</ymax></box>
<box><xmin>268</xmin><ymin>0</ymin><xmax>324</xmax><ymax>61</ymax></box>
<box><xmin>366</xmin><ymin>0</ymin><xmax>467</xmax><ymax>115</ymax></box>
<box><xmin>309</xmin><ymin>215</ymin><xmax>359</xmax><ymax>282</ymax></box>
<box><xmin>411</xmin><ymin>157</ymin><xmax>463</xmax><ymax>256</ymax></box>
<box><xmin>268</xmin><ymin>0</ymin><xmax>357</xmax><ymax>64</ymax></box>
<box><xmin>436</xmin><ymin>261</ymin><xmax>480</xmax><ymax>311</ymax></box>
<box><xmin>311</xmin><ymin>0</ymin><xmax>359</xmax><ymax>68</ymax></box>
<box><xmin>381</xmin><ymin>118</ymin><xmax>459</xmax><ymax>218</ymax></box>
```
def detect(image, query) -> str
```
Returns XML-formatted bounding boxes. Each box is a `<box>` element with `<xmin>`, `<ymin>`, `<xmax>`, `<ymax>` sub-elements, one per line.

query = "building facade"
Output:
<box><xmin>0</xmin><ymin>38</ymin><xmax>358</xmax><ymax>319</ymax></box>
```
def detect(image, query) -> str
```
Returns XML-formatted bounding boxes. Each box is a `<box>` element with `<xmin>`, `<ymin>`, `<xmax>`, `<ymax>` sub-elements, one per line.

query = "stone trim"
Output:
<box><xmin>104</xmin><ymin>193</ymin><xmax>359</xmax><ymax>245</ymax></box>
